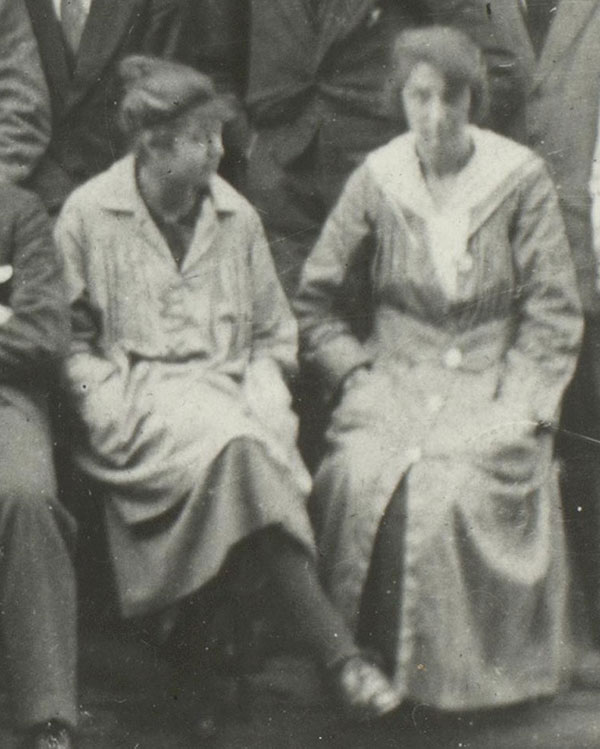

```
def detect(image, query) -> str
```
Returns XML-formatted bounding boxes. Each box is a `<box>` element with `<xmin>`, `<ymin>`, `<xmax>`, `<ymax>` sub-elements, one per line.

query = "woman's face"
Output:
<box><xmin>402</xmin><ymin>61</ymin><xmax>471</xmax><ymax>166</ymax></box>
<box><xmin>154</xmin><ymin>107</ymin><xmax>224</xmax><ymax>189</ymax></box>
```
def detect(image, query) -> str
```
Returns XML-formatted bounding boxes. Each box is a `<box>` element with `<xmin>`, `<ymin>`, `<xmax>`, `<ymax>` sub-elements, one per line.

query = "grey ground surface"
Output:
<box><xmin>3</xmin><ymin>631</ymin><xmax>600</xmax><ymax>748</ymax></box>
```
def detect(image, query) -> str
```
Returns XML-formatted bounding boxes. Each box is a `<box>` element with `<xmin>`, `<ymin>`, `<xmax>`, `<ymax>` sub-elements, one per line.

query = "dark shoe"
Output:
<box><xmin>330</xmin><ymin>653</ymin><xmax>402</xmax><ymax>722</ymax></box>
<box><xmin>25</xmin><ymin>722</ymin><xmax>75</xmax><ymax>749</ymax></box>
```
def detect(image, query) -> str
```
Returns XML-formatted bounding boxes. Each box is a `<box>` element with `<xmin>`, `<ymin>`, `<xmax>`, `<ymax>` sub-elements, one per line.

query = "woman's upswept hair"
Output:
<box><xmin>117</xmin><ymin>54</ymin><xmax>236</xmax><ymax>141</ymax></box>
<box><xmin>385</xmin><ymin>26</ymin><xmax>489</xmax><ymax>124</ymax></box>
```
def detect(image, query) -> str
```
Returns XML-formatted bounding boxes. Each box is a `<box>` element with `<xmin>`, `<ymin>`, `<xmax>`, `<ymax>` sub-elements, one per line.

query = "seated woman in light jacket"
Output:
<box><xmin>295</xmin><ymin>27</ymin><xmax>583</xmax><ymax>712</ymax></box>
<box><xmin>55</xmin><ymin>55</ymin><xmax>401</xmax><ymax>731</ymax></box>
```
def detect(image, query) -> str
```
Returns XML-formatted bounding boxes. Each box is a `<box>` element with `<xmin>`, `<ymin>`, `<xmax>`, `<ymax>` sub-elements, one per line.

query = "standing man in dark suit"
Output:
<box><xmin>24</xmin><ymin>0</ymin><xmax>189</xmax><ymax>213</ymax></box>
<box><xmin>486</xmin><ymin>0</ymin><xmax>600</xmax><ymax>674</ymax></box>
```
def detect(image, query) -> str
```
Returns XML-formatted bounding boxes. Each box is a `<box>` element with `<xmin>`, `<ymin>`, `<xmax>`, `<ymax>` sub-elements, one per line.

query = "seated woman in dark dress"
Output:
<box><xmin>295</xmin><ymin>27</ymin><xmax>582</xmax><ymax>712</ymax></box>
<box><xmin>55</xmin><ymin>55</ymin><xmax>401</xmax><ymax>730</ymax></box>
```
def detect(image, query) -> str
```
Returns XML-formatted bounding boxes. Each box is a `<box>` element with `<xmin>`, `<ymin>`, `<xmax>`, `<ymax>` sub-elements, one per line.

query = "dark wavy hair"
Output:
<box><xmin>385</xmin><ymin>26</ymin><xmax>489</xmax><ymax>124</ymax></box>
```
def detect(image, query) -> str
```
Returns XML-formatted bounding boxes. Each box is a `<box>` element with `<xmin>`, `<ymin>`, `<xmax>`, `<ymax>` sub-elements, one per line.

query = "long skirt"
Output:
<box><xmin>311</xmin><ymin>357</ymin><xmax>567</xmax><ymax>710</ymax></box>
<box><xmin>72</xmin><ymin>359</ymin><xmax>314</xmax><ymax>617</ymax></box>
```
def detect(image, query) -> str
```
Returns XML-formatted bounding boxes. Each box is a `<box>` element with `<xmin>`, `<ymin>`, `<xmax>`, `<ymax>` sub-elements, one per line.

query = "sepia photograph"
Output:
<box><xmin>1</xmin><ymin>0</ymin><xmax>600</xmax><ymax>746</ymax></box>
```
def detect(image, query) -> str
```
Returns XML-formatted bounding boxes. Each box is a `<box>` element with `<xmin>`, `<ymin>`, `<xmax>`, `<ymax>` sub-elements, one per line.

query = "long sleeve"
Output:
<box><xmin>499</xmin><ymin>161</ymin><xmax>583</xmax><ymax>423</ymax></box>
<box><xmin>0</xmin><ymin>0</ymin><xmax>51</xmax><ymax>183</ymax></box>
<box><xmin>54</xmin><ymin>198</ymin><xmax>125</xmax><ymax>409</ymax></box>
<box><xmin>294</xmin><ymin>164</ymin><xmax>376</xmax><ymax>399</ymax></box>
<box><xmin>244</xmin><ymin>209</ymin><xmax>304</xmax><ymax>452</ymax></box>
<box><xmin>0</xmin><ymin>189</ymin><xmax>68</xmax><ymax>383</ymax></box>
<box><xmin>249</xmin><ymin>212</ymin><xmax>298</xmax><ymax>376</ymax></box>
<box><xmin>54</xmin><ymin>201</ymin><xmax>101</xmax><ymax>355</ymax></box>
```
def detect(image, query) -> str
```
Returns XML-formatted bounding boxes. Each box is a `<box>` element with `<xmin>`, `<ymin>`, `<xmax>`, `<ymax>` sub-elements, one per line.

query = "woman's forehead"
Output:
<box><xmin>405</xmin><ymin>62</ymin><xmax>447</xmax><ymax>89</ymax></box>
<box><xmin>404</xmin><ymin>62</ymin><xmax>468</xmax><ymax>96</ymax></box>
<box><xmin>175</xmin><ymin>107</ymin><xmax>222</xmax><ymax>134</ymax></box>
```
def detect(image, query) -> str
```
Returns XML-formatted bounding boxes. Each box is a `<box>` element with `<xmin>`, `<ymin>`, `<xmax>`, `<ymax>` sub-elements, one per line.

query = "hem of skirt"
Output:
<box><xmin>398</xmin><ymin>676</ymin><xmax>562</xmax><ymax>712</ymax></box>
<box><xmin>115</xmin><ymin>519</ymin><xmax>316</xmax><ymax>619</ymax></box>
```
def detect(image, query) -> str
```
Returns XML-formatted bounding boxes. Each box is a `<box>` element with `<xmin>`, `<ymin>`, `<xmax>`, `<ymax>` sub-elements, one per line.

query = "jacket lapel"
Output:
<box><xmin>532</xmin><ymin>0</ymin><xmax>597</xmax><ymax>90</ymax></box>
<box><xmin>68</xmin><ymin>0</ymin><xmax>141</xmax><ymax>108</ymax></box>
<box><xmin>505</xmin><ymin>1</ymin><xmax>536</xmax><ymax>75</ymax></box>
<box><xmin>24</xmin><ymin>0</ymin><xmax>72</xmax><ymax>116</ymax></box>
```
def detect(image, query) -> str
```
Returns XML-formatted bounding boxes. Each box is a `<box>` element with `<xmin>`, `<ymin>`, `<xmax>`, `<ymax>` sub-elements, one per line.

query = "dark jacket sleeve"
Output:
<box><xmin>0</xmin><ymin>0</ymin><xmax>51</xmax><ymax>182</ymax></box>
<box><xmin>0</xmin><ymin>188</ymin><xmax>69</xmax><ymax>383</ymax></box>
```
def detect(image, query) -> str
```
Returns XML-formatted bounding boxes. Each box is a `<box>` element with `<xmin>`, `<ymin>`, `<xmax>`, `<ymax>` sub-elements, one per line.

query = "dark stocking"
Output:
<box><xmin>256</xmin><ymin>528</ymin><xmax>359</xmax><ymax>669</ymax></box>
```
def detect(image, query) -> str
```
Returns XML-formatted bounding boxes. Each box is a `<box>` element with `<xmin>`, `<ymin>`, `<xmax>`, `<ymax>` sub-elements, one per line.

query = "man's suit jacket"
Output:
<box><xmin>0</xmin><ymin>0</ymin><xmax>51</xmax><ymax>183</ymax></box>
<box><xmin>25</xmin><ymin>0</ymin><xmax>188</xmax><ymax>211</ymax></box>
<box><xmin>181</xmin><ymin>0</ymin><xmax>524</xmax><ymax>170</ymax></box>
<box><xmin>488</xmin><ymin>0</ymin><xmax>600</xmax><ymax>313</ymax></box>
<box><xmin>243</xmin><ymin>0</ymin><xmax>524</xmax><ymax>165</ymax></box>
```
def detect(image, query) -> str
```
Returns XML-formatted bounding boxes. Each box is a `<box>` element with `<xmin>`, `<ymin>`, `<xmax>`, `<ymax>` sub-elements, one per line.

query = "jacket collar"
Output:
<box><xmin>97</xmin><ymin>155</ymin><xmax>239</xmax><ymax>216</ymax></box>
<box><xmin>68</xmin><ymin>0</ymin><xmax>141</xmax><ymax>108</ymax></box>
<box><xmin>368</xmin><ymin>127</ymin><xmax>537</xmax><ymax>237</ymax></box>
<box><xmin>25</xmin><ymin>0</ymin><xmax>71</xmax><ymax>115</ymax></box>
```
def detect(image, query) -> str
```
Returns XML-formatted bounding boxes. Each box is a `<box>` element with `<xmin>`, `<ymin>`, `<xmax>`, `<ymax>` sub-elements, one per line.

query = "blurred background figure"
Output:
<box><xmin>295</xmin><ymin>26</ymin><xmax>582</xmax><ymax>712</ymax></box>
<box><xmin>0</xmin><ymin>0</ymin><xmax>51</xmax><ymax>183</ymax></box>
<box><xmin>24</xmin><ymin>0</ymin><xmax>190</xmax><ymax>213</ymax></box>
<box><xmin>484</xmin><ymin>0</ymin><xmax>600</xmax><ymax>677</ymax></box>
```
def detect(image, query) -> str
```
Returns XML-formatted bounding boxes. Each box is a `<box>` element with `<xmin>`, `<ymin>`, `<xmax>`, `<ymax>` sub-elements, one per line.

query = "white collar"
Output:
<box><xmin>366</xmin><ymin>126</ymin><xmax>539</xmax><ymax>237</ymax></box>
<box><xmin>94</xmin><ymin>155</ymin><xmax>239</xmax><ymax>217</ymax></box>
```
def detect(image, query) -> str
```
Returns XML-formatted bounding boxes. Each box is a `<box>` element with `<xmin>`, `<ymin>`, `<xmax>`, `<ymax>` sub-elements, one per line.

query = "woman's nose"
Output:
<box><xmin>210</xmin><ymin>133</ymin><xmax>224</xmax><ymax>159</ymax></box>
<box><xmin>425</xmin><ymin>97</ymin><xmax>448</xmax><ymax>128</ymax></box>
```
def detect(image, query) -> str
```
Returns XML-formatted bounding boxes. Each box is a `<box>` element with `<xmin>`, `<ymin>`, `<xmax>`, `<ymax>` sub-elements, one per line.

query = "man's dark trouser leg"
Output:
<box><xmin>559</xmin><ymin>317</ymin><xmax>600</xmax><ymax>651</ymax></box>
<box><xmin>0</xmin><ymin>392</ymin><xmax>77</xmax><ymax>730</ymax></box>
